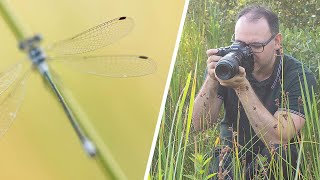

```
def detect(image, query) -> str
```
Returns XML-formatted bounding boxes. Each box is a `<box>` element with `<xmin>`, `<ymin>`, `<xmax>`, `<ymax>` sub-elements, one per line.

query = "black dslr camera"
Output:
<box><xmin>215</xmin><ymin>41</ymin><xmax>254</xmax><ymax>80</ymax></box>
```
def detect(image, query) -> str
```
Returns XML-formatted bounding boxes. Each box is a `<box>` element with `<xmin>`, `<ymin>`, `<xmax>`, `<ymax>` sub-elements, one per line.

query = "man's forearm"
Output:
<box><xmin>236</xmin><ymin>80</ymin><xmax>297</xmax><ymax>145</ymax></box>
<box><xmin>192</xmin><ymin>77</ymin><xmax>222</xmax><ymax>131</ymax></box>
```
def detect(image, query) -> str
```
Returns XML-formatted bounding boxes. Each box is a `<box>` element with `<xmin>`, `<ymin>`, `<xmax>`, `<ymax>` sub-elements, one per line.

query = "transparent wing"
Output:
<box><xmin>46</xmin><ymin>17</ymin><xmax>134</xmax><ymax>55</ymax></box>
<box><xmin>0</xmin><ymin>62</ymin><xmax>29</xmax><ymax>138</ymax></box>
<box><xmin>0</xmin><ymin>62</ymin><xmax>23</xmax><ymax>95</ymax></box>
<box><xmin>52</xmin><ymin>55</ymin><xmax>157</xmax><ymax>77</ymax></box>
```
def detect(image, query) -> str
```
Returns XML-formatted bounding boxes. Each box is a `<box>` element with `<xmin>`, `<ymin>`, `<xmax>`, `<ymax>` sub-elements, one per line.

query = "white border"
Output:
<box><xmin>143</xmin><ymin>0</ymin><xmax>190</xmax><ymax>179</ymax></box>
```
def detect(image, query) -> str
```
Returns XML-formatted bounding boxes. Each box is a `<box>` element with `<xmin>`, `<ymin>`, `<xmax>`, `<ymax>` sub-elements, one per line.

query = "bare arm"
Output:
<box><xmin>192</xmin><ymin>49</ymin><xmax>223</xmax><ymax>131</ymax></box>
<box><xmin>219</xmin><ymin>67</ymin><xmax>305</xmax><ymax>146</ymax></box>
<box><xmin>236</xmin><ymin>79</ymin><xmax>305</xmax><ymax>145</ymax></box>
<box><xmin>192</xmin><ymin>76</ymin><xmax>223</xmax><ymax>131</ymax></box>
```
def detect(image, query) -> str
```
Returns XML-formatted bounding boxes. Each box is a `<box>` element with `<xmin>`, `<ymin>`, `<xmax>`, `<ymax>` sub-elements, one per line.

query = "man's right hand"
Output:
<box><xmin>206</xmin><ymin>49</ymin><xmax>222</xmax><ymax>81</ymax></box>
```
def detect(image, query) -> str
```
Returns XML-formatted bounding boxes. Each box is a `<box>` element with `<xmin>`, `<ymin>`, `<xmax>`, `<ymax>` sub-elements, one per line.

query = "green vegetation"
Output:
<box><xmin>149</xmin><ymin>0</ymin><xmax>320</xmax><ymax>179</ymax></box>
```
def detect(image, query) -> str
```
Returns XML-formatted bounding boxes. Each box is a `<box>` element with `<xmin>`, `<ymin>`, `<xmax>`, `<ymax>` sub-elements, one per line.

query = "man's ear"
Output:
<box><xmin>274</xmin><ymin>33</ymin><xmax>282</xmax><ymax>50</ymax></box>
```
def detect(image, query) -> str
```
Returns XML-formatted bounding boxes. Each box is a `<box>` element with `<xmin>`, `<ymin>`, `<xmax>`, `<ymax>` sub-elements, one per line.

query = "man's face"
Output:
<box><xmin>234</xmin><ymin>15</ymin><xmax>281</xmax><ymax>72</ymax></box>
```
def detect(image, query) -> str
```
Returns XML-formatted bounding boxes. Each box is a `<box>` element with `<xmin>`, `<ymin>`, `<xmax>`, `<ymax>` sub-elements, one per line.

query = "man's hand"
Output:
<box><xmin>217</xmin><ymin>66</ymin><xmax>248</xmax><ymax>89</ymax></box>
<box><xmin>207</xmin><ymin>48</ymin><xmax>248</xmax><ymax>89</ymax></box>
<box><xmin>206</xmin><ymin>49</ymin><xmax>221</xmax><ymax>81</ymax></box>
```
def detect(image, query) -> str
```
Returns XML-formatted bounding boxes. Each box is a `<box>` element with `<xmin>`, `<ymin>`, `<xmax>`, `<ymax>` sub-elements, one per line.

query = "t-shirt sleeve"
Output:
<box><xmin>280</xmin><ymin>68</ymin><xmax>317</xmax><ymax>119</ymax></box>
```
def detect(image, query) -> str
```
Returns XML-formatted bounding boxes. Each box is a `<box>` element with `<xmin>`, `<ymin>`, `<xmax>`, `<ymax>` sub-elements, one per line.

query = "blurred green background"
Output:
<box><xmin>0</xmin><ymin>0</ymin><xmax>185</xmax><ymax>179</ymax></box>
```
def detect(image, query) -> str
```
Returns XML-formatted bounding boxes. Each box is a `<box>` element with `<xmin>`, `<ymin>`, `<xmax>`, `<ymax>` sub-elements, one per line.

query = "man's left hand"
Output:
<box><xmin>216</xmin><ymin>66</ymin><xmax>248</xmax><ymax>89</ymax></box>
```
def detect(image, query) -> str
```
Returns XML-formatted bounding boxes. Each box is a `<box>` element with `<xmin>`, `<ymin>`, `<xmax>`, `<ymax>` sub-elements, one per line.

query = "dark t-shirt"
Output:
<box><xmin>217</xmin><ymin>54</ymin><xmax>317</xmax><ymax>153</ymax></box>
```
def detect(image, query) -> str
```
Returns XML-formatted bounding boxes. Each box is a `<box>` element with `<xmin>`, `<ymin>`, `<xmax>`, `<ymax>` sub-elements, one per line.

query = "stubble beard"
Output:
<box><xmin>252</xmin><ymin>53</ymin><xmax>276</xmax><ymax>77</ymax></box>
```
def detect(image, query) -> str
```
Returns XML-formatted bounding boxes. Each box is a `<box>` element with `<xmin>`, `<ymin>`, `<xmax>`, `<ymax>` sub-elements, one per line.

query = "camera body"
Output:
<box><xmin>215</xmin><ymin>41</ymin><xmax>254</xmax><ymax>80</ymax></box>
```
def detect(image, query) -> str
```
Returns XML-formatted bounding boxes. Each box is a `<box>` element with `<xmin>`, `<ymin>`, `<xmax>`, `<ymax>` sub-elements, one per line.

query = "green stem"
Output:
<box><xmin>0</xmin><ymin>0</ymin><xmax>30</xmax><ymax>41</ymax></box>
<box><xmin>56</xmin><ymin>85</ymin><xmax>127</xmax><ymax>180</ymax></box>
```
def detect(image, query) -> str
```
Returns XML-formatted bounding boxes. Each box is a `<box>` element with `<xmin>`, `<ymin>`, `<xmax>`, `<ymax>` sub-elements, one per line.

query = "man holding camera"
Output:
<box><xmin>192</xmin><ymin>5</ymin><xmax>316</xmax><ymax>179</ymax></box>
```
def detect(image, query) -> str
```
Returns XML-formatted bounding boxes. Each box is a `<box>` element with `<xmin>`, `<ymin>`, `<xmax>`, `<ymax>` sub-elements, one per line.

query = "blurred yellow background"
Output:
<box><xmin>0</xmin><ymin>0</ymin><xmax>185</xmax><ymax>179</ymax></box>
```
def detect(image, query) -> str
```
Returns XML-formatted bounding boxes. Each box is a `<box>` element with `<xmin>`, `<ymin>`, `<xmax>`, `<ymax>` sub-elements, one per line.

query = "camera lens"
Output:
<box><xmin>216</xmin><ymin>63</ymin><xmax>234</xmax><ymax>80</ymax></box>
<box><xmin>216</xmin><ymin>61</ymin><xmax>238</xmax><ymax>80</ymax></box>
<box><xmin>215</xmin><ymin>52</ymin><xmax>240</xmax><ymax>80</ymax></box>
